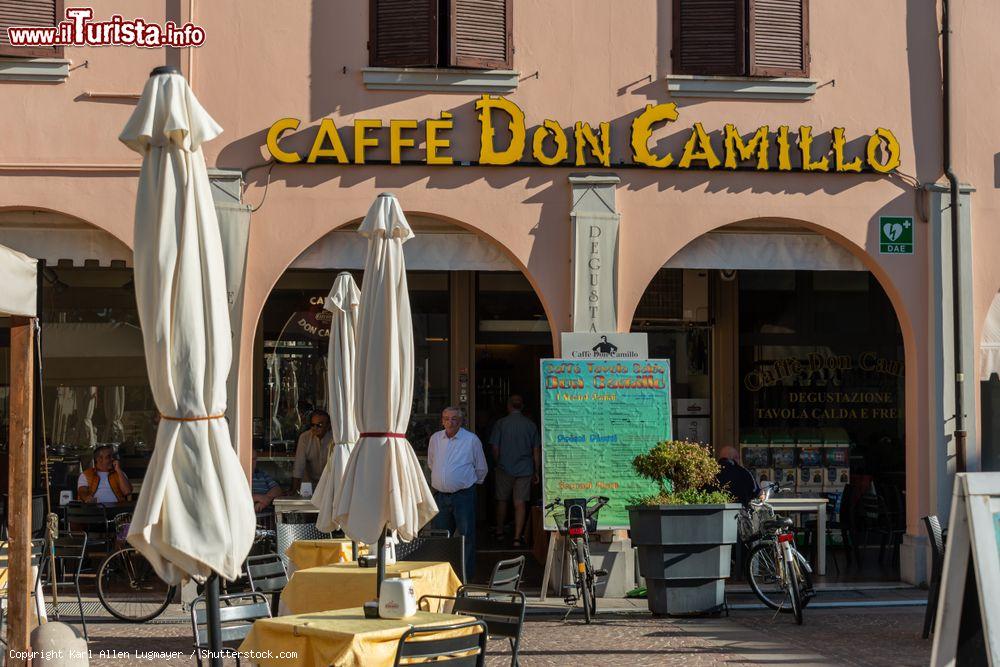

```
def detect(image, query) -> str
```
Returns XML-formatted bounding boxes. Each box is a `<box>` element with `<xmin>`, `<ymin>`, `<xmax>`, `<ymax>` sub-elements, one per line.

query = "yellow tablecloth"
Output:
<box><xmin>285</xmin><ymin>539</ymin><xmax>368</xmax><ymax>570</ymax></box>
<box><xmin>281</xmin><ymin>561</ymin><xmax>461</xmax><ymax>615</ymax></box>
<box><xmin>239</xmin><ymin>608</ymin><xmax>476</xmax><ymax>667</ymax></box>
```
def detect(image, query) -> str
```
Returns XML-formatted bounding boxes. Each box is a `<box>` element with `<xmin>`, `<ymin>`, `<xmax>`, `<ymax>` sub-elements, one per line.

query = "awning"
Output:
<box><xmin>0</xmin><ymin>243</ymin><xmax>38</xmax><ymax>317</ymax></box>
<box><xmin>982</xmin><ymin>292</ymin><xmax>1000</xmax><ymax>381</ymax></box>
<box><xmin>665</xmin><ymin>231</ymin><xmax>864</xmax><ymax>272</ymax></box>
<box><xmin>292</xmin><ymin>229</ymin><xmax>517</xmax><ymax>271</ymax></box>
<box><xmin>0</xmin><ymin>224</ymin><xmax>132</xmax><ymax>267</ymax></box>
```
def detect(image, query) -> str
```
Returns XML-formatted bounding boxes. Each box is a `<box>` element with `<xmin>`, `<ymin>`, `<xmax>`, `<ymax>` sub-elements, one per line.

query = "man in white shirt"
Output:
<box><xmin>427</xmin><ymin>407</ymin><xmax>487</xmax><ymax>580</ymax></box>
<box><xmin>77</xmin><ymin>445</ymin><xmax>132</xmax><ymax>504</ymax></box>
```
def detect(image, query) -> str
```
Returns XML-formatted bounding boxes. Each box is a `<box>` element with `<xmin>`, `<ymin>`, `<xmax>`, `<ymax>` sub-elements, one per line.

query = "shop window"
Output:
<box><xmin>257</xmin><ymin>270</ymin><xmax>450</xmax><ymax>484</ymax></box>
<box><xmin>737</xmin><ymin>270</ymin><xmax>905</xmax><ymax>500</ymax></box>
<box><xmin>0</xmin><ymin>0</ymin><xmax>64</xmax><ymax>58</ymax></box>
<box><xmin>672</xmin><ymin>0</ymin><xmax>809</xmax><ymax>77</ymax></box>
<box><xmin>369</xmin><ymin>0</ymin><xmax>512</xmax><ymax>69</ymax></box>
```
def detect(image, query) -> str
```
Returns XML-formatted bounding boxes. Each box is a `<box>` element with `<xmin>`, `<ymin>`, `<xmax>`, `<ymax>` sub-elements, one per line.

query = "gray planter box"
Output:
<box><xmin>628</xmin><ymin>504</ymin><xmax>741</xmax><ymax>616</ymax></box>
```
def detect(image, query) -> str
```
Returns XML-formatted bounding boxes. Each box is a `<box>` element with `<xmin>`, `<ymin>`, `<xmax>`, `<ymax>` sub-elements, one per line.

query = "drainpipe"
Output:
<box><xmin>942</xmin><ymin>0</ymin><xmax>967</xmax><ymax>472</ymax></box>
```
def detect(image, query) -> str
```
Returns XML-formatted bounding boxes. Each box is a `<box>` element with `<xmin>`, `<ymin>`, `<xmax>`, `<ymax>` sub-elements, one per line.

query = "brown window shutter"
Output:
<box><xmin>0</xmin><ymin>0</ymin><xmax>64</xmax><ymax>58</ymax></box>
<box><xmin>672</xmin><ymin>0</ymin><xmax>745</xmax><ymax>76</ymax></box>
<box><xmin>449</xmin><ymin>0</ymin><xmax>511</xmax><ymax>70</ymax></box>
<box><xmin>748</xmin><ymin>0</ymin><xmax>808</xmax><ymax>77</ymax></box>
<box><xmin>369</xmin><ymin>0</ymin><xmax>438</xmax><ymax>67</ymax></box>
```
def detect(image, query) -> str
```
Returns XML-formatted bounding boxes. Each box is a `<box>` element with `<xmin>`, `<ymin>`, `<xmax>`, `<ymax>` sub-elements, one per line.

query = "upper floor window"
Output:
<box><xmin>0</xmin><ymin>0</ymin><xmax>64</xmax><ymax>58</ymax></box>
<box><xmin>672</xmin><ymin>0</ymin><xmax>808</xmax><ymax>77</ymax></box>
<box><xmin>369</xmin><ymin>0</ymin><xmax>512</xmax><ymax>69</ymax></box>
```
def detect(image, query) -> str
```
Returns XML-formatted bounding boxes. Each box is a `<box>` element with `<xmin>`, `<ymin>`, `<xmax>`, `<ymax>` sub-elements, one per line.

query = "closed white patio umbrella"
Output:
<box><xmin>333</xmin><ymin>194</ymin><xmax>438</xmax><ymax>573</ymax></box>
<box><xmin>119</xmin><ymin>67</ymin><xmax>255</xmax><ymax>594</ymax></box>
<box><xmin>313</xmin><ymin>271</ymin><xmax>362</xmax><ymax>533</ymax></box>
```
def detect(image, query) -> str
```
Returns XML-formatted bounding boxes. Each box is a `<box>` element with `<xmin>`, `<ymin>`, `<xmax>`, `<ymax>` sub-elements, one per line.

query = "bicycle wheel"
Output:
<box><xmin>746</xmin><ymin>542</ymin><xmax>789</xmax><ymax>611</ymax></box>
<box><xmin>98</xmin><ymin>547</ymin><xmax>174</xmax><ymax>622</ymax></box>
<box><xmin>583</xmin><ymin>541</ymin><xmax>597</xmax><ymax>620</ymax></box>
<box><xmin>787</xmin><ymin>551</ymin><xmax>803</xmax><ymax>625</ymax></box>
<box><xmin>575</xmin><ymin>541</ymin><xmax>592</xmax><ymax>624</ymax></box>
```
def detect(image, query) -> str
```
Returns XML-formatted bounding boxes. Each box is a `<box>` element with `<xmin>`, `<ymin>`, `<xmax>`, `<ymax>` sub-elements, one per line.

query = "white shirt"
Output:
<box><xmin>427</xmin><ymin>427</ymin><xmax>488</xmax><ymax>493</ymax></box>
<box><xmin>77</xmin><ymin>470</ymin><xmax>127</xmax><ymax>504</ymax></box>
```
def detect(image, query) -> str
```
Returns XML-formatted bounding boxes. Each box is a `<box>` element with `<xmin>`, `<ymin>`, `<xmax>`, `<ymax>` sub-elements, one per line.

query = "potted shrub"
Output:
<box><xmin>627</xmin><ymin>440</ymin><xmax>740</xmax><ymax>615</ymax></box>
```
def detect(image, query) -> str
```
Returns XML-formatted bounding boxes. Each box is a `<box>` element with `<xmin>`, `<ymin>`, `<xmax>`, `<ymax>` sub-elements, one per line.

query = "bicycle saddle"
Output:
<box><xmin>761</xmin><ymin>517</ymin><xmax>793</xmax><ymax>531</ymax></box>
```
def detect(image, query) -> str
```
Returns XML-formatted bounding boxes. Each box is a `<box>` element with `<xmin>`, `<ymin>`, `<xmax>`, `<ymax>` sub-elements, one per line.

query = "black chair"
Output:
<box><xmin>275</xmin><ymin>519</ymin><xmax>332</xmax><ymax>569</ymax></box>
<box><xmin>860</xmin><ymin>492</ymin><xmax>905</xmax><ymax>567</ymax></box>
<box><xmin>420</xmin><ymin>585</ymin><xmax>525</xmax><ymax>667</ymax></box>
<box><xmin>489</xmin><ymin>556</ymin><xmax>525</xmax><ymax>592</ymax></box>
<box><xmin>244</xmin><ymin>553</ymin><xmax>288</xmax><ymax>616</ymax></box>
<box><xmin>1</xmin><ymin>495</ymin><xmax>47</xmax><ymax>541</ymax></box>
<box><xmin>393</xmin><ymin>618</ymin><xmax>488</xmax><ymax>667</ymax></box>
<box><xmin>64</xmin><ymin>502</ymin><xmax>115</xmax><ymax>557</ymax></box>
<box><xmin>190</xmin><ymin>592</ymin><xmax>271</xmax><ymax>667</ymax></box>
<box><xmin>397</xmin><ymin>535</ymin><xmax>466</xmax><ymax>583</ymax></box>
<box><xmin>40</xmin><ymin>532</ymin><xmax>89</xmax><ymax>640</ymax></box>
<box><xmin>922</xmin><ymin>515</ymin><xmax>947</xmax><ymax>639</ymax></box>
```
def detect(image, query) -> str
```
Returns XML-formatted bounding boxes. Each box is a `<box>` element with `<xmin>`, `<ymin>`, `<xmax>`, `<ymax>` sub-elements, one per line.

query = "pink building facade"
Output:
<box><xmin>3</xmin><ymin>0</ymin><xmax>1000</xmax><ymax>585</ymax></box>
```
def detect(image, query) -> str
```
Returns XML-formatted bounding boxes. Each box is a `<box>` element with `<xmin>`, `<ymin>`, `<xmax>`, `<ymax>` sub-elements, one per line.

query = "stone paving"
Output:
<box><xmin>72</xmin><ymin>605</ymin><xmax>929</xmax><ymax>666</ymax></box>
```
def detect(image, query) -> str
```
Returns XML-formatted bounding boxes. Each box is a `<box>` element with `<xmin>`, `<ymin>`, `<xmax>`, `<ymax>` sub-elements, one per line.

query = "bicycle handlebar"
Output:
<box><xmin>544</xmin><ymin>495</ymin><xmax>611</xmax><ymax>512</ymax></box>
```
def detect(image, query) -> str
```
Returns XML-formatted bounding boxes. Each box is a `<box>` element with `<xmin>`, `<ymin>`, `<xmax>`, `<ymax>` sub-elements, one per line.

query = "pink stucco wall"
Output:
<box><xmin>2</xmin><ymin>1</ymin><xmax>1000</xmax><ymax>559</ymax></box>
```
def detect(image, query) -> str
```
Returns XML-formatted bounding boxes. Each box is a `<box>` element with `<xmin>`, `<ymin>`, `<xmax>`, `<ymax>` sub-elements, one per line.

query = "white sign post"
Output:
<box><xmin>932</xmin><ymin>472</ymin><xmax>1000</xmax><ymax>666</ymax></box>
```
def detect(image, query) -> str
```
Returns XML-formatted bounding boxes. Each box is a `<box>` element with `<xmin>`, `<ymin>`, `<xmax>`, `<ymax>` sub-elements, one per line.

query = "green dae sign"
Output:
<box><xmin>879</xmin><ymin>216</ymin><xmax>913</xmax><ymax>254</ymax></box>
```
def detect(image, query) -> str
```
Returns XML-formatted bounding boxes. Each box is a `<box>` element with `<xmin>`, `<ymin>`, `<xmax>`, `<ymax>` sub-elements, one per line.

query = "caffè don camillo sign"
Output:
<box><xmin>267</xmin><ymin>95</ymin><xmax>901</xmax><ymax>173</ymax></box>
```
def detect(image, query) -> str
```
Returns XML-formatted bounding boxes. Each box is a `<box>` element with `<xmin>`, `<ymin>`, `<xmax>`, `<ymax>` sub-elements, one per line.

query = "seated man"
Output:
<box><xmin>715</xmin><ymin>445</ymin><xmax>759</xmax><ymax>506</ymax></box>
<box><xmin>77</xmin><ymin>445</ymin><xmax>132</xmax><ymax>504</ymax></box>
<box><xmin>252</xmin><ymin>448</ymin><xmax>284</xmax><ymax>513</ymax></box>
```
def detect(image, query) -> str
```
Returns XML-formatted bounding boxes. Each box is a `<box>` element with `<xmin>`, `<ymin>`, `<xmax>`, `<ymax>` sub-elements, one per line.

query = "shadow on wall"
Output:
<box><xmin>905</xmin><ymin>0</ymin><xmax>943</xmax><ymax>185</ymax></box>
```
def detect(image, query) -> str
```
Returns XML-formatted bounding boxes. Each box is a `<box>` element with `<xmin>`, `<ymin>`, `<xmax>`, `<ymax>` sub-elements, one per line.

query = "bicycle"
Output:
<box><xmin>96</xmin><ymin>513</ymin><xmax>176</xmax><ymax>622</ymax></box>
<box><xmin>543</xmin><ymin>496</ymin><xmax>609</xmax><ymax>624</ymax></box>
<box><xmin>740</xmin><ymin>483</ymin><xmax>815</xmax><ymax>625</ymax></box>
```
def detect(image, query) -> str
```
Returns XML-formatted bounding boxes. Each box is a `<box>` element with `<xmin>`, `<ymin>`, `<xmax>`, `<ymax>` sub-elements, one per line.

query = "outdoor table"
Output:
<box><xmin>768</xmin><ymin>497</ymin><xmax>830</xmax><ymax>575</ymax></box>
<box><xmin>285</xmin><ymin>539</ymin><xmax>369</xmax><ymax>571</ymax></box>
<box><xmin>239</xmin><ymin>607</ymin><xmax>476</xmax><ymax>667</ymax></box>
<box><xmin>280</xmin><ymin>561</ymin><xmax>460</xmax><ymax>615</ymax></box>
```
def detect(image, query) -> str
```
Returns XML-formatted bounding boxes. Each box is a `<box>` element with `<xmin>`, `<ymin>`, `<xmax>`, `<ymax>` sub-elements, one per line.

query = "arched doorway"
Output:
<box><xmin>631</xmin><ymin>220</ymin><xmax>907</xmax><ymax>580</ymax></box>
<box><xmin>251</xmin><ymin>214</ymin><xmax>554</xmax><ymax>573</ymax></box>
<box><xmin>0</xmin><ymin>209</ymin><xmax>157</xmax><ymax>506</ymax></box>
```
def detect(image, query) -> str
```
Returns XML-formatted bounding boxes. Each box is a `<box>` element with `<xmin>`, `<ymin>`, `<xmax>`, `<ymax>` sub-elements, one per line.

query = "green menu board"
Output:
<box><xmin>540</xmin><ymin>358</ymin><xmax>672</xmax><ymax>529</ymax></box>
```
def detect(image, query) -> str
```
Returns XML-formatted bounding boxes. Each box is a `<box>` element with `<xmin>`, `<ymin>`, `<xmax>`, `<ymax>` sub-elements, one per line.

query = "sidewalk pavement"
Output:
<box><xmin>80</xmin><ymin>603</ymin><xmax>930</xmax><ymax>666</ymax></box>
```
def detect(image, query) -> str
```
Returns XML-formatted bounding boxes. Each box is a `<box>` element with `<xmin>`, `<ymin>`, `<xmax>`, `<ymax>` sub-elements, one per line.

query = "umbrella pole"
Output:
<box><xmin>205</xmin><ymin>573</ymin><xmax>223</xmax><ymax>667</ymax></box>
<box><xmin>351</xmin><ymin>540</ymin><xmax>358</xmax><ymax>561</ymax></box>
<box><xmin>375</xmin><ymin>526</ymin><xmax>387</xmax><ymax>599</ymax></box>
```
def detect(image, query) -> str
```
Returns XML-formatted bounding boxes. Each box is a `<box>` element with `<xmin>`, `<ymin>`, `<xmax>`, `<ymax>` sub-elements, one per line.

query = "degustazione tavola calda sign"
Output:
<box><xmin>266</xmin><ymin>95</ymin><xmax>901</xmax><ymax>173</ymax></box>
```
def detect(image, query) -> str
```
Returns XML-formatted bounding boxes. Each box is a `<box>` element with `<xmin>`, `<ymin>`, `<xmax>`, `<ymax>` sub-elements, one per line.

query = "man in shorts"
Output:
<box><xmin>490</xmin><ymin>395</ymin><xmax>541</xmax><ymax>547</ymax></box>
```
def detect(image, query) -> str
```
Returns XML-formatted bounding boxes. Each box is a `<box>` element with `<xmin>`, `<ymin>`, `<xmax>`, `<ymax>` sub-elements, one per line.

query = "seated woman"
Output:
<box><xmin>77</xmin><ymin>445</ymin><xmax>133</xmax><ymax>504</ymax></box>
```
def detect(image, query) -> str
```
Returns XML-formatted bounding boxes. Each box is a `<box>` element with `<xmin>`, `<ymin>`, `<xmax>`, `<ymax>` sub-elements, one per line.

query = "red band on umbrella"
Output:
<box><xmin>359</xmin><ymin>432</ymin><xmax>408</xmax><ymax>438</ymax></box>
<box><xmin>160</xmin><ymin>413</ymin><xmax>225</xmax><ymax>421</ymax></box>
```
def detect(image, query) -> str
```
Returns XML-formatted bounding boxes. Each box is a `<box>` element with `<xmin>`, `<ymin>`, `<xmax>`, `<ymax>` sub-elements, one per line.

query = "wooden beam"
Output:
<box><xmin>6</xmin><ymin>316</ymin><xmax>34</xmax><ymax>665</ymax></box>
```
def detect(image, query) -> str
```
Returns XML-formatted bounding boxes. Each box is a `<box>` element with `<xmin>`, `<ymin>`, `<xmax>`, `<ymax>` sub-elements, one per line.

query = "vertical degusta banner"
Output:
<box><xmin>541</xmin><ymin>358</ymin><xmax>672</xmax><ymax>529</ymax></box>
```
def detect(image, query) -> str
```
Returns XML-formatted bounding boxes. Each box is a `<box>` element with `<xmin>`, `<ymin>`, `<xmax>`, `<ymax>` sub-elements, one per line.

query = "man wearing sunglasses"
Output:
<box><xmin>292</xmin><ymin>409</ymin><xmax>332</xmax><ymax>494</ymax></box>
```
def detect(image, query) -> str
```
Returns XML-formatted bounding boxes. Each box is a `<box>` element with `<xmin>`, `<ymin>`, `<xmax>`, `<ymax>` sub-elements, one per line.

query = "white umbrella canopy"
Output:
<box><xmin>0</xmin><ymin>244</ymin><xmax>37</xmax><ymax>317</ymax></box>
<box><xmin>119</xmin><ymin>70</ymin><xmax>255</xmax><ymax>585</ymax></box>
<box><xmin>313</xmin><ymin>271</ymin><xmax>361</xmax><ymax>532</ymax></box>
<box><xmin>333</xmin><ymin>194</ymin><xmax>438</xmax><ymax>544</ymax></box>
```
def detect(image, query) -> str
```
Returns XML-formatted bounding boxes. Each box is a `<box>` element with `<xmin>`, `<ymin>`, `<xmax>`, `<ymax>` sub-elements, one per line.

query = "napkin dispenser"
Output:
<box><xmin>379</xmin><ymin>578</ymin><xmax>416</xmax><ymax>619</ymax></box>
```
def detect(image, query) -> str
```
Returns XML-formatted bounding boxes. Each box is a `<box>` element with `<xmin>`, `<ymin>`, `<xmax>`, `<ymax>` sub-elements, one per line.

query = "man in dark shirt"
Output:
<box><xmin>715</xmin><ymin>445</ymin><xmax>760</xmax><ymax>506</ymax></box>
<box><xmin>489</xmin><ymin>395</ymin><xmax>541</xmax><ymax>547</ymax></box>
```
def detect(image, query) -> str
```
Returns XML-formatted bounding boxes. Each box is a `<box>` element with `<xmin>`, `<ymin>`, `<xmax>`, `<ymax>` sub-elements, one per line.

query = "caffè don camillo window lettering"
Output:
<box><xmin>266</xmin><ymin>96</ymin><xmax>901</xmax><ymax>173</ymax></box>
